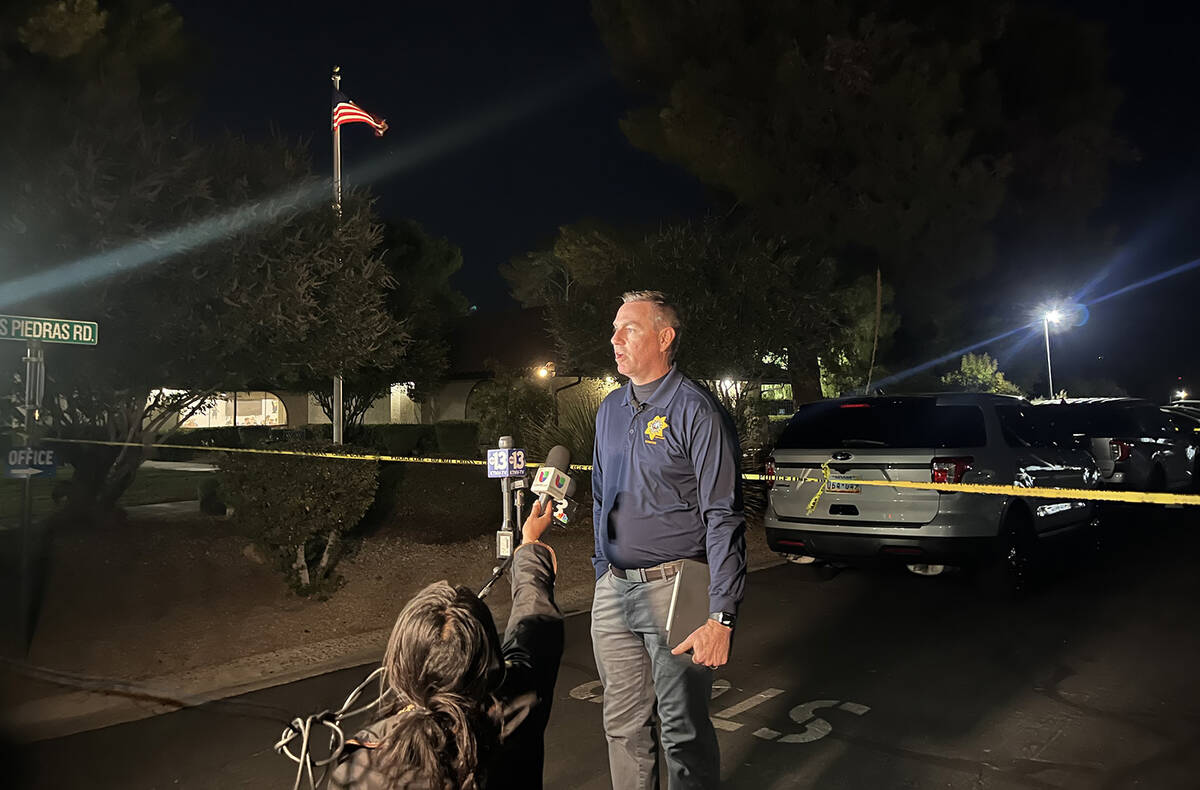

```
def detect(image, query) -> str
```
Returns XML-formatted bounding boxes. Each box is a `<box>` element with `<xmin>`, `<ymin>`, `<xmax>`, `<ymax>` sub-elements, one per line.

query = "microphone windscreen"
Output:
<box><xmin>544</xmin><ymin>444</ymin><xmax>571</xmax><ymax>472</ymax></box>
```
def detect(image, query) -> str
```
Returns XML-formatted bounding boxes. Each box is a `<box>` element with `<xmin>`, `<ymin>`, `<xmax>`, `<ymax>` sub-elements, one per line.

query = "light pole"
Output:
<box><xmin>1042</xmin><ymin>309</ymin><xmax>1063</xmax><ymax>399</ymax></box>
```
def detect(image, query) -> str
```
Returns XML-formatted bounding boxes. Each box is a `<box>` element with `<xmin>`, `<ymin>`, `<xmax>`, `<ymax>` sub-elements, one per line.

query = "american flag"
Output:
<box><xmin>332</xmin><ymin>89</ymin><xmax>388</xmax><ymax>136</ymax></box>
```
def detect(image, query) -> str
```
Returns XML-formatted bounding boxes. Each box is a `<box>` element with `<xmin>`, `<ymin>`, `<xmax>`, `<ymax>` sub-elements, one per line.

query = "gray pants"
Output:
<box><xmin>590</xmin><ymin>569</ymin><xmax>720</xmax><ymax>789</ymax></box>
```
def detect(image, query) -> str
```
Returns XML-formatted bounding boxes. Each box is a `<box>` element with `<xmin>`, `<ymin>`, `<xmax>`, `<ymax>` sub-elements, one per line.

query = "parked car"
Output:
<box><xmin>763</xmin><ymin>394</ymin><xmax>1100</xmax><ymax>585</ymax></box>
<box><xmin>1160</xmin><ymin>408</ymin><xmax>1200</xmax><ymax>490</ymax></box>
<box><xmin>1034</xmin><ymin>398</ymin><xmax>1195</xmax><ymax>492</ymax></box>
<box><xmin>1165</xmin><ymin>402</ymin><xmax>1200</xmax><ymax>423</ymax></box>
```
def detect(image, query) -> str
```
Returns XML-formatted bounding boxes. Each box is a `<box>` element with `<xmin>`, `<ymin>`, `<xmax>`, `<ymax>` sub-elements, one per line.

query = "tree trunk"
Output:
<box><xmin>314</xmin><ymin>529</ymin><xmax>342</xmax><ymax>582</ymax></box>
<box><xmin>60</xmin><ymin>444</ymin><xmax>121</xmax><ymax>522</ymax></box>
<box><xmin>789</xmin><ymin>359</ymin><xmax>823</xmax><ymax>408</ymax></box>
<box><xmin>96</xmin><ymin>446</ymin><xmax>145</xmax><ymax>515</ymax></box>
<box><xmin>293</xmin><ymin>544</ymin><xmax>311</xmax><ymax>588</ymax></box>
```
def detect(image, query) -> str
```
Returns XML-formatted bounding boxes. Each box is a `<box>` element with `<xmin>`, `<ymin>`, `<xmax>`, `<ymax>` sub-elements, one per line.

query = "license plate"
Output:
<box><xmin>828</xmin><ymin>475</ymin><xmax>860</xmax><ymax>494</ymax></box>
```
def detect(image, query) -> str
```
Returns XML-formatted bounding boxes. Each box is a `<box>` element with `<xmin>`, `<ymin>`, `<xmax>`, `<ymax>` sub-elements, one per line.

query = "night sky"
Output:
<box><xmin>175</xmin><ymin>0</ymin><xmax>1200</xmax><ymax>399</ymax></box>
<box><xmin>175</xmin><ymin>0</ymin><xmax>707</xmax><ymax>306</ymax></box>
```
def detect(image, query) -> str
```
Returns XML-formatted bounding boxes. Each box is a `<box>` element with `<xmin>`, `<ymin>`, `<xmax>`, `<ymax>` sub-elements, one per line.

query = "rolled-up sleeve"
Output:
<box><xmin>688</xmin><ymin>409</ymin><xmax>746</xmax><ymax>614</ymax></box>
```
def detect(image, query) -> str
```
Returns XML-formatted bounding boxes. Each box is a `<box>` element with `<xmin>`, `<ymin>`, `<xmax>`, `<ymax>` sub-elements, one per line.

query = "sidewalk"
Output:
<box><xmin>0</xmin><ymin>500</ymin><xmax>782</xmax><ymax>742</ymax></box>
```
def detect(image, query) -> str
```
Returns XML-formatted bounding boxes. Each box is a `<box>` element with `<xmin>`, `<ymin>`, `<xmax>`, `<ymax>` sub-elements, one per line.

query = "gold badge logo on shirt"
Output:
<box><xmin>644</xmin><ymin>415</ymin><xmax>669</xmax><ymax>445</ymax></box>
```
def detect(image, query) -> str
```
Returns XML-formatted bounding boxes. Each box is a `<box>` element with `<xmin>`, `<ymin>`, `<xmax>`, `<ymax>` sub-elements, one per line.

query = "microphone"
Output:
<box><xmin>531</xmin><ymin>445</ymin><xmax>572</xmax><ymax>507</ymax></box>
<box><xmin>551</xmin><ymin>478</ymin><xmax>581</xmax><ymax>527</ymax></box>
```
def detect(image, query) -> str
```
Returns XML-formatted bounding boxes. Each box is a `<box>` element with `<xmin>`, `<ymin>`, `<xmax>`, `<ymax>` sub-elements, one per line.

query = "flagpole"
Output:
<box><xmin>331</xmin><ymin>66</ymin><xmax>344</xmax><ymax>445</ymax></box>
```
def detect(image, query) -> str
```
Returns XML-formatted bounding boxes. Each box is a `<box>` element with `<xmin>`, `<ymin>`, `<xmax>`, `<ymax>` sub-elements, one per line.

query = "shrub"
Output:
<box><xmin>468</xmin><ymin>372</ymin><xmax>555</xmax><ymax>449</ymax></box>
<box><xmin>522</xmin><ymin>387</ymin><xmax>603</xmax><ymax>468</ymax></box>
<box><xmin>362</xmin><ymin>424</ymin><xmax>437</xmax><ymax>456</ymax></box>
<box><xmin>434</xmin><ymin>420</ymin><xmax>480</xmax><ymax>458</ymax></box>
<box><xmin>219</xmin><ymin>441</ymin><xmax>378</xmax><ymax>595</ymax></box>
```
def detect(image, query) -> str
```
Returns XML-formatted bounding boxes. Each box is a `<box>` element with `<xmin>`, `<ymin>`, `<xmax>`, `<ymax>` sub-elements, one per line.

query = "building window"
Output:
<box><xmin>180</xmin><ymin>391</ymin><xmax>287</xmax><ymax>428</ymax></box>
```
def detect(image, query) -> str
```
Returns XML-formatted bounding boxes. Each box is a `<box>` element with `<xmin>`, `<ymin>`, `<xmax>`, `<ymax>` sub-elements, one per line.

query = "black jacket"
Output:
<box><xmin>328</xmin><ymin>543</ymin><xmax>564</xmax><ymax>789</ymax></box>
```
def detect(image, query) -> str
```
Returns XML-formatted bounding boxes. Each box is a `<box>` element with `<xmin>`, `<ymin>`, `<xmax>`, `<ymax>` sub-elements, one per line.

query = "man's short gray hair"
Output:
<box><xmin>621</xmin><ymin>290</ymin><xmax>681</xmax><ymax>362</ymax></box>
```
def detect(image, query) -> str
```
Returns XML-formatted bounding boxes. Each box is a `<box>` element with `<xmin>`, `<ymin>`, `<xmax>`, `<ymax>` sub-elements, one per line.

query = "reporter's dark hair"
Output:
<box><xmin>375</xmin><ymin>581</ymin><xmax>505</xmax><ymax>789</ymax></box>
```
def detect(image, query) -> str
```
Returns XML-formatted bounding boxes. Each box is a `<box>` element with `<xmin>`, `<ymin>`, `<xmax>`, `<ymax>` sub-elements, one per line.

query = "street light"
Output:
<box><xmin>1042</xmin><ymin>309</ymin><xmax>1063</xmax><ymax>399</ymax></box>
<box><xmin>1176</xmin><ymin>389</ymin><xmax>1189</xmax><ymax>401</ymax></box>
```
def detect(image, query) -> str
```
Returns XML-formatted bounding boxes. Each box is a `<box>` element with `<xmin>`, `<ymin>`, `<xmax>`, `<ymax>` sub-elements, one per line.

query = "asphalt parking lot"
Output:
<box><xmin>12</xmin><ymin>504</ymin><xmax>1200</xmax><ymax>788</ymax></box>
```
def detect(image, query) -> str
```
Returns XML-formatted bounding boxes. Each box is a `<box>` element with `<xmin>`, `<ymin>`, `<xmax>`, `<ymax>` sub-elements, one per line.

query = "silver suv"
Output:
<box><xmin>764</xmin><ymin>394</ymin><xmax>1100</xmax><ymax>580</ymax></box>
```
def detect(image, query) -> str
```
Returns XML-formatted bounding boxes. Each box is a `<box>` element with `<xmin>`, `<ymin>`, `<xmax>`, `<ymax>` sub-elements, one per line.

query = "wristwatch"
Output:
<box><xmin>709</xmin><ymin>611</ymin><xmax>736</xmax><ymax>628</ymax></box>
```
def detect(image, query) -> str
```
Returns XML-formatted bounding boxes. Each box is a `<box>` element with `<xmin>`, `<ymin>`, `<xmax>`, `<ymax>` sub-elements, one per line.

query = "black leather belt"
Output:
<box><xmin>609</xmin><ymin>561</ymin><xmax>684</xmax><ymax>583</ymax></box>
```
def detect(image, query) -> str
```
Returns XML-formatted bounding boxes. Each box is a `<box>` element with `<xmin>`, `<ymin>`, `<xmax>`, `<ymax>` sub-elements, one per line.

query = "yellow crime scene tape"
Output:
<box><xmin>39</xmin><ymin>438</ymin><xmax>1200</xmax><ymax>509</ymax></box>
<box><xmin>755</xmin><ymin>462</ymin><xmax>1200</xmax><ymax>513</ymax></box>
<box><xmin>42</xmin><ymin>437</ymin><xmax>594</xmax><ymax>472</ymax></box>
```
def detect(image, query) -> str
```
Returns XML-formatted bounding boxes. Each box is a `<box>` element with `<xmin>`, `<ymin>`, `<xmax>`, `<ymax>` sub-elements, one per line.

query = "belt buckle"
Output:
<box><xmin>632</xmin><ymin>567</ymin><xmax>649</xmax><ymax>582</ymax></box>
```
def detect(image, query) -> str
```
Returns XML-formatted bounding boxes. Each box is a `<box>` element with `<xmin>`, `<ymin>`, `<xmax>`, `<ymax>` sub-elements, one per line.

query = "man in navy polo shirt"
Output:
<box><xmin>590</xmin><ymin>290</ymin><xmax>746</xmax><ymax>789</ymax></box>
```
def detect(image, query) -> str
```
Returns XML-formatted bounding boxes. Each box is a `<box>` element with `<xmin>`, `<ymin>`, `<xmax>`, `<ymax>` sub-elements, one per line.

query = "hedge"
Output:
<box><xmin>433</xmin><ymin>420</ymin><xmax>481</xmax><ymax>458</ymax></box>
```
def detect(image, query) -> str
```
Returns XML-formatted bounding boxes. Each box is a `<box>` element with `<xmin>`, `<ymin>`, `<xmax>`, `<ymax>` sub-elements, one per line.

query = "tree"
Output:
<box><xmin>305</xmin><ymin>220</ymin><xmax>469</xmax><ymax>435</ymax></box>
<box><xmin>593</xmin><ymin>1</ymin><xmax>1005</xmax><ymax>299</ymax></box>
<box><xmin>3</xmin><ymin>117</ymin><xmax>405</xmax><ymax>516</ymax></box>
<box><xmin>467</xmin><ymin>364</ymin><xmax>555</xmax><ymax>449</ymax></box>
<box><xmin>818</xmin><ymin>272</ymin><xmax>899</xmax><ymax>398</ymax></box>
<box><xmin>591</xmin><ymin>0</ymin><xmax>1127</xmax><ymax>352</ymax></box>
<box><xmin>504</xmin><ymin>216</ymin><xmax>896</xmax><ymax>407</ymax></box>
<box><xmin>940</xmin><ymin>353</ymin><xmax>1022</xmax><ymax>396</ymax></box>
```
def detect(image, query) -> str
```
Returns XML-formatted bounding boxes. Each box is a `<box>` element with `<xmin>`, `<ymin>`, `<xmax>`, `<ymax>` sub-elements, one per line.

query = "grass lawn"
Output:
<box><xmin>0</xmin><ymin>468</ymin><xmax>213</xmax><ymax>524</ymax></box>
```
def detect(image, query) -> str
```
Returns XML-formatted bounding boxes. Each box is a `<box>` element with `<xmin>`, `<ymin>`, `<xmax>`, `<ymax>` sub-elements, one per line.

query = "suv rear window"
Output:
<box><xmin>996</xmin><ymin>405</ymin><xmax>1058</xmax><ymax>447</ymax></box>
<box><xmin>775</xmin><ymin>399</ymin><xmax>987</xmax><ymax>450</ymax></box>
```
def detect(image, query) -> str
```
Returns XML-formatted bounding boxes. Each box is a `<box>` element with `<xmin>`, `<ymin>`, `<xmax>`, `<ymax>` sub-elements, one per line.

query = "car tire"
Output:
<box><xmin>976</xmin><ymin>507</ymin><xmax>1037</xmax><ymax>598</ymax></box>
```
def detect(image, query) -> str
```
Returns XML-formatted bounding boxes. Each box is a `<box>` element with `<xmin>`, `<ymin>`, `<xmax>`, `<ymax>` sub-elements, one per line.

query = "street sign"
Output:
<box><xmin>0</xmin><ymin>314</ymin><xmax>98</xmax><ymax>345</ymax></box>
<box><xmin>4</xmin><ymin>447</ymin><xmax>57</xmax><ymax>479</ymax></box>
<box><xmin>486</xmin><ymin>447</ymin><xmax>527</xmax><ymax>478</ymax></box>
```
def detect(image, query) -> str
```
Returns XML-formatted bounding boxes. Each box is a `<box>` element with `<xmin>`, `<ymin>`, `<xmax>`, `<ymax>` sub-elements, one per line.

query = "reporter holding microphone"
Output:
<box><xmin>329</xmin><ymin>498</ymin><xmax>563</xmax><ymax>789</ymax></box>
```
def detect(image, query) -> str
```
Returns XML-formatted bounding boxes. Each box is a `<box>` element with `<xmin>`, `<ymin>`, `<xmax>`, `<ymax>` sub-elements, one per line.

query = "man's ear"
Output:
<box><xmin>659</xmin><ymin>326</ymin><xmax>676</xmax><ymax>353</ymax></box>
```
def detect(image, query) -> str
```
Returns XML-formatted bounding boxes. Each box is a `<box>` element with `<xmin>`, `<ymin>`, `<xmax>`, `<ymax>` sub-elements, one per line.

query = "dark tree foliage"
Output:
<box><xmin>504</xmin><ymin>216</ymin><xmax>894</xmax><ymax>404</ymax></box>
<box><xmin>304</xmin><ymin>220</ymin><xmax>468</xmax><ymax>436</ymax></box>
<box><xmin>1</xmin><ymin>2</ymin><xmax>408</xmax><ymax>517</ymax></box>
<box><xmin>592</xmin><ymin>0</ymin><xmax>1127</xmax><ymax>356</ymax></box>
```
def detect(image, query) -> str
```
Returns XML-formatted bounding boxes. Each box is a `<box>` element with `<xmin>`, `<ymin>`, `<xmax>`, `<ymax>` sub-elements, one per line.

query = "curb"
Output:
<box><xmin>1</xmin><ymin>556</ymin><xmax>786</xmax><ymax>743</ymax></box>
<box><xmin>1</xmin><ymin>628</ymin><xmax>392</xmax><ymax>743</ymax></box>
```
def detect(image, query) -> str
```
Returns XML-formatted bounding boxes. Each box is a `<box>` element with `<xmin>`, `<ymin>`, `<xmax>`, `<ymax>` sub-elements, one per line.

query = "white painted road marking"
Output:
<box><xmin>568</xmin><ymin>680</ymin><xmax>870</xmax><ymax>744</ymax></box>
<box><xmin>751</xmin><ymin>699</ymin><xmax>873</xmax><ymax>743</ymax></box>
<box><xmin>714</xmin><ymin>687</ymin><xmax>785</xmax><ymax>719</ymax></box>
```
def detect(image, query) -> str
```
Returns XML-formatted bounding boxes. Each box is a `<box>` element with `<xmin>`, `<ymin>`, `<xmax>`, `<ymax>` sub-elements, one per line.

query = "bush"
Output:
<box><xmin>155</xmin><ymin>426</ymin><xmax>280</xmax><ymax>461</ymax></box>
<box><xmin>219</xmin><ymin>441</ymin><xmax>378</xmax><ymax>595</ymax></box>
<box><xmin>361</xmin><ymin>424</ymin><xmax>437</xmax><ymax>456</ymax></box>
<box><xmin>523</xmin><ymin>388</ymin><xmax>603</xmax><ymax>467</ymax></box>
<box><xmin>468</xmin><ymin>373</ymin><xmax>555</xmax><ymax>449</ymax></box>
<box><xmin>434</xmin><ymin>420</ymin><xmax>480</xmax><ymax>458</ymax></box>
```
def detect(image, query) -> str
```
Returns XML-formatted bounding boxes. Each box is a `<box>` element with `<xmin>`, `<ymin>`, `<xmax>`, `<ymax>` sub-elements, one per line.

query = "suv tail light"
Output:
<box><xmin>931</xmin><ymin>456</ymin><xmax>974</xmax><ymax>484</ymax></box>
<box><xmin>1110</xmin><ymin>440</ymin><xmax>1132</xmax><ymax>462</ymax></box>
<box><xmin>765</xmin><ymin>457</ymin><xmax>777</xmax><ymax>486</ymax></box>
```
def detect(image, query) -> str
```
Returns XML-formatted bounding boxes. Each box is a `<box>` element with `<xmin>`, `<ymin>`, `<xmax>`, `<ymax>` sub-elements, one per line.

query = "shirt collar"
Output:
<box><xmin>620</xmin><ymin>365</ymin><xmax>684</xmax><ymax>410</ymax></box>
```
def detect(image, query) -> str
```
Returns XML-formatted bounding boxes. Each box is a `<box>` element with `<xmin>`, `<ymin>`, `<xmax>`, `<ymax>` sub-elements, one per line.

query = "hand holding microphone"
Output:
<box><xmin>521</xmin><ymin>498</ymin><xmax>555</xmax><ymax>545</ymax></box>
